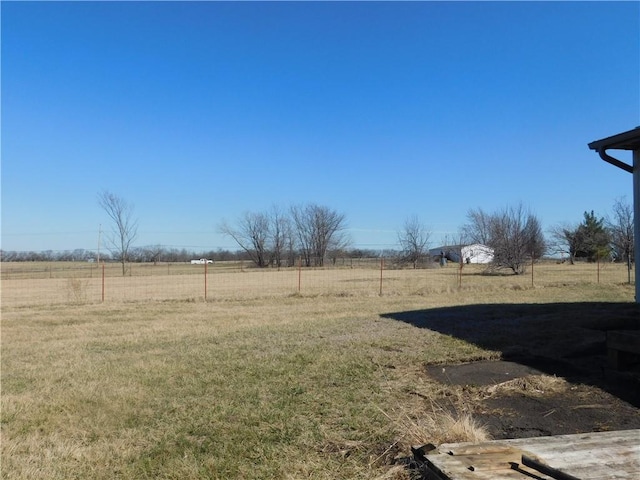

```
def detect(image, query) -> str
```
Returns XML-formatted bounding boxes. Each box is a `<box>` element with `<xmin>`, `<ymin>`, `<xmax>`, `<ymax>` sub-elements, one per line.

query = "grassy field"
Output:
<box><xmin>1</xmin><ymin>266</ymin><xmax>636</xmax><ymax>479</ymax></box>
<box><xmin>0</xmin><ymin>260</ymin><xmax>634</xmax><ymax>306</ymax></box>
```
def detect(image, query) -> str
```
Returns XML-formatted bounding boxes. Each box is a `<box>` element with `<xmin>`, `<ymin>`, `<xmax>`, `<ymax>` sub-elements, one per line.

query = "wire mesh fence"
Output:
<box><xmin>0</xmin><ymin>258</ymin><xmax>635</xmax><ymax>307</ymax></box>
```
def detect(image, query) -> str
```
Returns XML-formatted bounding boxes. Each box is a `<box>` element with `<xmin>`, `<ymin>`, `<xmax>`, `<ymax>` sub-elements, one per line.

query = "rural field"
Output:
<box><xmin>2</xmin><ymin>262</ymin><xmax>638</xmax><ymax>479</ymax></box>
<box><xmin>0</xmin><ymin>259</ymin><xmax>634</xmax><ymax>306</ymax></box>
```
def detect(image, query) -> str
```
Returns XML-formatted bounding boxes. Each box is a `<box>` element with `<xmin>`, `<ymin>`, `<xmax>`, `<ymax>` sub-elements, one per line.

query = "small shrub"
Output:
<box><xmin>66</xmin><ymin>278</ymin><xmax>88</xmax><ymax>303</ymax></box>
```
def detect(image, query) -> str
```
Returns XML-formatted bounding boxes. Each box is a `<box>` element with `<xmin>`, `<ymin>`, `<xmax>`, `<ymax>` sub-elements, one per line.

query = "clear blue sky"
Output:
<box><xmin>2</xmin><ymin>1</ymin><xmax>639</xmax><ymax>253</ymax></box>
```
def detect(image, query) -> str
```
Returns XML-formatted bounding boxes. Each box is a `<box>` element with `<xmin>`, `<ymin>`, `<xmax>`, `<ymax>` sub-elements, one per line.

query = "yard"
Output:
<box><xmin>1</xmin><ymin>264</ymin><xmax>638</xmax><ymax>479</ymax></box>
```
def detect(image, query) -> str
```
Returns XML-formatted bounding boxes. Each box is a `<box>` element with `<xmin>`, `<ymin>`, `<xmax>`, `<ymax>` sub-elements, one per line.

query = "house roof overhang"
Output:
<box><xmin>588</xmin><ymin>126</ymin><xmax>640</xmax><ymax>173</ymax></box>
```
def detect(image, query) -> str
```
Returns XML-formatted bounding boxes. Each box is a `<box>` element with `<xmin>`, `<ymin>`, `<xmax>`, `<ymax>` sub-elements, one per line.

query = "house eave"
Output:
<box><xmin>588</xmin><ymin>126</ymin><xmax>640</xmax><ymax>173</ymax></box>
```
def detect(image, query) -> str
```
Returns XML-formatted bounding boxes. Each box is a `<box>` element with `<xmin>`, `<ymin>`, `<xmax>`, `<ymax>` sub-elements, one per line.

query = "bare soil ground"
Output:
<box><xmin>393</xmin><ymin>302</ymin><xmax>640</xmax><ymax>441</ymax></box>
<box><xmin>425</xmin><ymin>359</ymin><xmax>640</xmax><ymax>439</ymax></box>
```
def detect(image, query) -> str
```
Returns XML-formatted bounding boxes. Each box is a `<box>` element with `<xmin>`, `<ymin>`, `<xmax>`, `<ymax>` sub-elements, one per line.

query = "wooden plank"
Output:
<box><xmin>436</xmin><ymin>446</ymin><xmax>526</xmax><ymax>473</ymax></box>
<box><xmin>522</xmin><ymin>454</ymin><xmax>581</xmax><ymax>480</ymax></box>
<box><xmin>425</xmin><ymin>429</ymin><xmax>640</xmax><ymax>480</ymax></box>
<box><xmin>424</xmin><ymin>455</ymin><xmax>547</xmax><ymax>480</ymax></box>
<box><xmin>450</xmin><ymin>452</ymin><xmax>521</xmax><ymax>472</ymax></box>
<box><xmin>426</xmin><ymin>446</ymin><xmax>548</xmax><ymax>479</ymax></box>
<box><xmin>491</xmin><ymin>430</ymin><xmax>638</xmax><ymax>454</ymax></box>
<box><xmin>444</xmin><ymin>444</ymin><xmax>519</xmax><ymax>456</ymax></box>
<box><xmin>507</xmin><ymin>432</ymin><xmax>639</xmax><ymax>480</ymax></box>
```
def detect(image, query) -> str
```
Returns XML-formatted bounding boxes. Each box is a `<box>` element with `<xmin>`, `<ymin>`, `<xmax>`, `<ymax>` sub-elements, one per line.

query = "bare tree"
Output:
<box><xmin>97</xmin><ymin>190</ymin><xmax>138</xmax><ymax>276</ymax></box>
<box><xmin>465</xmin><ymin>204</ymin><xmax>545</xmax><ymax>275</ymax></box>
<box><xmin>140</xmin><ymin>245</ymin><xmax>165</xmax><ymax>265</ymax></box>
<box><xmin>290</xmin><ymin>203</ymin><xmax>349</xmax><ymax>267</ymax></box>
<box><xmin>608</xmin><ymin>197</ymin><xmax>634</xmax><ymax>283</ymax></box>
<box><xmin>397</xmin><ymin>215</ymin><xmax>431</xmax><ymax>268</ymax></box>
<box><xmin>548</xmin><ymin>222</ymin><xmax>580</xmax><ymax>263</ymax></box>
<box><xmin>493</xmin><ymin>204</ymin><xmax>545</xmax><ymax>274</ymax></box>
<box><xmin>269</xmin><ymin>205</ymin><xmax>294</xmax><ymax>269</ymax></box>
<box><xmin>549</xmin><ymin>212</ymin><xmax>610</xmax><ymax>265</ymax></box>
<box><xmin>219</xmin><ymin>211</ymin><xmax>271</xmax><ymax>267</ymax></box>
<box><xmin>462</xmin><ymin>208</ymin><xmax>493</xmax><ymax>245</ymax></box>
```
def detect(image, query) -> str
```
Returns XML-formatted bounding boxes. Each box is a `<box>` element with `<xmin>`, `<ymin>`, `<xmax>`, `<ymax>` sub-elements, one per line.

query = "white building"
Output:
<box><xmin>430</xmin><ymin>244</ymin><xmax>494</xmax><ymax>264</ymax></box>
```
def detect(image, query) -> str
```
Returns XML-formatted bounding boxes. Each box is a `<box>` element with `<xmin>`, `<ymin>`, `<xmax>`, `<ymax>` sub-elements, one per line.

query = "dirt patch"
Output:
<box><xmin>425</xmin><ymin>359</ymin><xmax>640</xmax><ymax>439</ymax></box>
<box><xmin>426</xmin><ymin>360</ymin><xmax>549</xmax><ymax>387</ymax></box>
<box><xmin>383</xmin><ymin>302</ymin><xmax>640</xmax><ymax>440</ymax></box>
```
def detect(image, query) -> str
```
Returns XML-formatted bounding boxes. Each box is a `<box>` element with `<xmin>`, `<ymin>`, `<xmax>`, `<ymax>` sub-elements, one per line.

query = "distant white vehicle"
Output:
<box><xmin>190</xmin><ymin>258</ymin><xmax>213</xmax><ymax>265</ymax></box>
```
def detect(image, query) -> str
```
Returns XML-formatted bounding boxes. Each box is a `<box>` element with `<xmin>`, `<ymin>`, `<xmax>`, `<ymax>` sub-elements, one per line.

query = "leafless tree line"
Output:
<box><xmin>5</xmin><ymin>191</ymin><xmax>632</xmax><ymax>281</ymax></box>
<box><xmin>395</xmin><ymin>204</ymin><xmax>545</xmax><ymax>275</ymax></box>
<box><xmin>0</xmin><ymin>245</ymin><xmax>392</xmax><ymax>265</ymax></box>
<box><xmin>397</xmin><ymin>198</ymin><xmax>633</xmax><ymax>277</ymax></box>
<box><xmin>219</xmin><ymin>203</ymin><xmax>349</xmax><ymax>268</ymax></box>
<box><xmin>0</xmin><ymin>245</ymin><xmax>317</xmax><ymax>264</ymax></box>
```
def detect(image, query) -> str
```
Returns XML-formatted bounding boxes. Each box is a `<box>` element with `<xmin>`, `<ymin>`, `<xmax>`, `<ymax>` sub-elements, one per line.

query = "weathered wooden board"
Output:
<box><xmin>424</xmin><ymin>429</ymin><xmax>640</xmax><ymax>479</ymax></box>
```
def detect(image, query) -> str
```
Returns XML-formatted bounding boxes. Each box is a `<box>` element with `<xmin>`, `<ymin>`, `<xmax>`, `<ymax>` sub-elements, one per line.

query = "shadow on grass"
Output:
<box><xmin>381</xmin><ymin>302</ymin><xmax>640</xmax><ymax>407</ymax></box>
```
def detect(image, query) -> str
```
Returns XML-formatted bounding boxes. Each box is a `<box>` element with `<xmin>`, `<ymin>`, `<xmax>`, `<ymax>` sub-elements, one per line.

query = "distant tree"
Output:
<box><xmin>201</xmin><ymin>250</ymin><xmax>217</xmax><ymax>262</ymax></box>
<box><xmin>290</xmin><ymin>203</ymin><xmax>349</xmax><ymax>267</ymax></box>
<box><xmin>214</xmin><ymin>248</ymin><xmax>236</xmax><ymax>262</ymax></box>
<box><xmin>148</xmin><ymin>245</ymin><xmax>166</xmax><ymax>264</ymax></box>
<box><xmin>72</xmin><ymin>249</ymin><xmax>90</xmax><ymax>261</ymax></box>
<box><xmin>103</xmin><ymin>252</ymin><xmax>114</xmax><ymax>262</ymax></box>
<box><xmin>573</xmin><ymin>210</ymin><xmax>611</xmax><ymax>262</ymax></box>
<box><xmin>607</xmin><ymin>197</ymin><xmax>634</xmax><ymax>282</ymax></box>
<box><xmin>464</xmin><ymin>204</ymin><xmax>545</xmax><ymax>274</ymax></box>
<box><xmin>55</xmin><ymin>250</ymin><xmax>71</xmax><ymax>262</ymax></box>
<box><xmin>397</xmin><ymin>215</ymin><xmax>431</xmax><ymax>268</ymax></box>
<box><xmin>136</xmin><ymin>245</ymin><xmax>166</xmax><ymax>264</ymax></box>
<box><xmin>548</xmin><ymin>222</ymin><xmax>581</xmax><ymax>264</ymax></box>
<box><xmin>269</xmin><ymin>205</ymin><xmax>294</xmax><ymax>268</ymax></box>
<box><xmin>97</xmin><ymin>190</ymin><xmax>139</xmax><ymax>276</ymax></box>
<box><xmin>128</xmin><ymin>247</ymin><xmax>143</xmax><ymax>263</ymax></box>
<box><xmin>345</xmin><ymin>248</ymin><xmax>383</xmax><ymax>259</ymax></box>
<box><xmin>493</xmin><ymin>204</ymin><xmax>545</xmax><ymax>274</ymax></box>
<box><xmin>219</xmin><ymin>211</ymin><xmax>271</xmax><ymax>267</ymax></box>
<box><xmin>462</xmin><ymin>208</ymin><xmax>493</xmax><ymax>246</ymax></box>
<box><xmin>163</xmin><ymin>248</ymin><xmax>189</xmax><ymax>263</ymax></box>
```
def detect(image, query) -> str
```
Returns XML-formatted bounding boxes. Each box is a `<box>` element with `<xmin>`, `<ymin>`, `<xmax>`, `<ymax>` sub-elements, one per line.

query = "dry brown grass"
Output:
<box><xmin>0</xmin><ymin>260</ymin><xmax>634</xmax><ymax>307</ymax></box>
<box><xmin>381</xmin><ymin>403</ymin><xmax>491</xmax><ymax>447</ymax></box>
<box><xmin>1</xmin><ymin>271</ymin><xmax>635</xmax><ymax>479</ymax></box>
<box><xmin>486</xmin><ymin>375</ymin><xmax>569</xmax><ymax>397</ymax></box>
